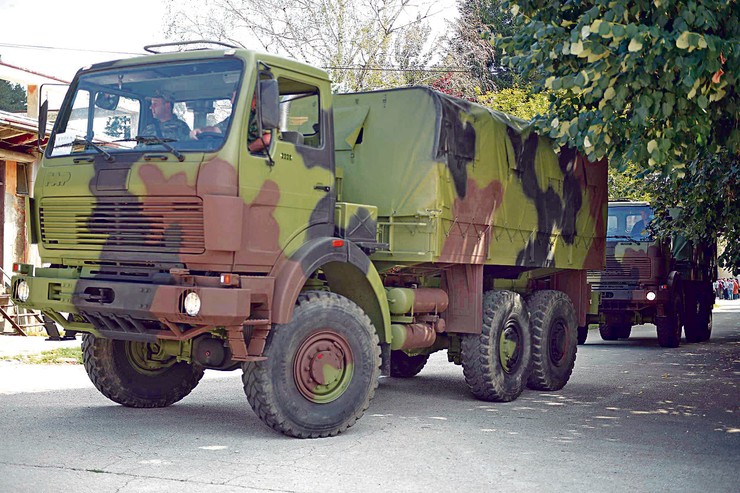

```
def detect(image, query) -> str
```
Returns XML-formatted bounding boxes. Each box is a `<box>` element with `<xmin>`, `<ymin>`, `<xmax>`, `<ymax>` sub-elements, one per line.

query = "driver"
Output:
<box><xmin>630</xmin><ymin>210</ymin><xmax>651</xmax><ymax>239</ymax></box>
<box><xmin>142</xmin><ymin>89</ymin><xmax>191</xmax><ymax>141</ymax></box>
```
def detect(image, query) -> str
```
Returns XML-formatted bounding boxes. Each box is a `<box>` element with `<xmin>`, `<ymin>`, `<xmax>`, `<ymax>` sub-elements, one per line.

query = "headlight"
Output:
<box><xmin>15</xmin><ymin>280</ymin><xmax>30</xmax><ymax>302</ymax></box>
<box><xmin>183</xmin><ymin>291</ymin><xmax>201</xmax><ymax>317</ymax></box>
<box><xmin>646</xmin><ymin>291</ymin><xmax>656</xmax><ymax>301</ymax></box>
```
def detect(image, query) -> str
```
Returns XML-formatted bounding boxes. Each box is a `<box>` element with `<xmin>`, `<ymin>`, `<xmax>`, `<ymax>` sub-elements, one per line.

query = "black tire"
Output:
<box><xmin>526</xmin><ymin>290</ymin><xmax>577</xmax><ymax>391</ymax></box>
<box><xmin>577</xmin><ymin>326</ymin><xmax>588</xmax><ymax>345</ymax></box>
<box><xmin>82</xmin><ymin>334</ymin><xmax>204</xmax><ymax>408</ymax></box>
<box><xmin>684</xmin><ymin>285</ymin><xmax>713</xmax><ymax>343</ymax></box>
<box><xmin>657</xmin><ymin>293</ymin><xmax>683</xmax><ymax>348</ymax></box>
<box><xmin>599</xmin><ymin>320</ymin><xmax>631</xmax><ymax>341</ymax></box>
<box><xmin>242</xmin><ymin>291</ymin><xmax>381</xmax><ymax>438</ymax></box>
<box><xmin>616</xmin><ymin>325</ymin><xmax>632</xmax><ymax>339</ymax></box>
<box><xmin>390</xmin><ymin>351</ymin><xmax>429</xmax><ymax>378</ymax></box>
<box><xmin>461</xmin><ymin>290</ymin><xmax>531</xmax><ymax>402</ymax></box>
<box><xmin>695</xmin><ymin>311</ymin><xmax>713</xmax><ymax>343</ymax></box>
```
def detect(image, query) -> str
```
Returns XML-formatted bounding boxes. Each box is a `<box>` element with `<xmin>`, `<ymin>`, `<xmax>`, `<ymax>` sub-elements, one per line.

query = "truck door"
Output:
<box><xmin>235</xmin><ymin>68</ymin><xmax>334</xmax><ymax>271</ymax></box>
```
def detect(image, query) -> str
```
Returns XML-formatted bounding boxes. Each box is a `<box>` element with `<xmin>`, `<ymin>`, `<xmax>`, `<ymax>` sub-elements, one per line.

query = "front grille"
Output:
<box><xmin>40</xmin><ymin>196</ymin><xmax>205</xmax><ymax>254</ymax></box>
<box><xmin>588</xmin><ymin>255</ymin><xmax>652</xmax><ymax>291</ymax></box>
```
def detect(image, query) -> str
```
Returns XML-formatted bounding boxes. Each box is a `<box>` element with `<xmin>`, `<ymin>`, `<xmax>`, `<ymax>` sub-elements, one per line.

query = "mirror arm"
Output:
<box><xmin>37</xmin><ymin>100</ymin><xmax>49</xmax><ymax>153</ymax></box>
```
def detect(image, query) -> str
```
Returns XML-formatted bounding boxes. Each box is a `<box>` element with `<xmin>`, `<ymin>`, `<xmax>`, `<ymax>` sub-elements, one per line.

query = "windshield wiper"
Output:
<box><xmin>607</xmin><ymin>235</ymin><xmax>651</xmax><ymax>242</ymax></box>
<box><xmin>130</xmin><ymin>136</ymin><xmax>185</xmax><ymax>162</ymax></box>
<box><xmin>56</xmin><ymin>137</ymin><xmax>115</xmax><ymax>162</ymax></box>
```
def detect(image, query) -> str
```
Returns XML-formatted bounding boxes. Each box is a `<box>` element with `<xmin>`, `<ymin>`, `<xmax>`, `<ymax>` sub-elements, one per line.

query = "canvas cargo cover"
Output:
<box><xmin>333</xmin><ymin>87</ymin><xmax>606</xmax><ymax>272</ymax></box>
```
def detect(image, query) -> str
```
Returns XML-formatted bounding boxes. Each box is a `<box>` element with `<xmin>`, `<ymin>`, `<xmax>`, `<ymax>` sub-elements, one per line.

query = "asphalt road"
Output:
<box><xmin>1</xmin><ymin>302</ymin><xmax>738</xmax><ymax>492</ymax></box>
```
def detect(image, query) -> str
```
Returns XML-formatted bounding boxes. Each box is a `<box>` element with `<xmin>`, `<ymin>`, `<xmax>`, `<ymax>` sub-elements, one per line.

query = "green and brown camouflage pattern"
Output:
<box><xmin>11</xmin><ymin>47</ymin><xmax>607</xmax><ymax>364</ymax></box>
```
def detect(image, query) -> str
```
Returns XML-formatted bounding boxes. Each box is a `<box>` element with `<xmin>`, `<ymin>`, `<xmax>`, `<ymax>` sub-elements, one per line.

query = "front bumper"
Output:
<box><xmin>11</xmin><ymin>267</ymin><xmax>259</xmax><ymax>342</ymax></box>
<box><xmin>596</xmin><ymin>286</ymin><xmax>668</xmax><ymax>307</ymax></box>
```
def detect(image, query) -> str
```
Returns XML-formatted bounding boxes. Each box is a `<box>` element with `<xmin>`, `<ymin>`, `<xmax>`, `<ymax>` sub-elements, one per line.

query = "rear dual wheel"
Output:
<box><xmin>526</xmin><ymin>290</ymin><xmax>578</xmax><ymax>391</ymax></box>
<box><xmin>461</xmin><ymin>290</ymin><xmax>531</xmax><ymax>402</ymax></box>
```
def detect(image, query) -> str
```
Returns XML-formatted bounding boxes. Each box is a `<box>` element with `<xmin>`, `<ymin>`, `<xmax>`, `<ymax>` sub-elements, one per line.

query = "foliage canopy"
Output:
<box><xmin>498</xmin><ymin>1</ymin><xmax>739</xmax><ymax>271</ymax></box>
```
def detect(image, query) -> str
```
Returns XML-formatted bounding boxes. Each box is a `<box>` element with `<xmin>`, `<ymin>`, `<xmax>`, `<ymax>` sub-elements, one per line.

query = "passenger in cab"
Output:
<box><xmin>191</xmin><ymin>93</ymin><xmax>271</xmax><ymax>152</ymax></box>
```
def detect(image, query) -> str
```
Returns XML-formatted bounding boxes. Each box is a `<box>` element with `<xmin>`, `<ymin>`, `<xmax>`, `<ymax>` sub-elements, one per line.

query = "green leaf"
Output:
<box><xmin>575</xmin><ymin>72</ymin><xmax>586</xmax><ymax>87</ymax></box>
<box><xmin>648</xmin><ymin>139</ymin><xmax>658</xmax><ymax>154</ymax></box>
<box><xmin>628</xmin><ymin>38</ymin><xmax>643</xmax><ymax>52</ymax></box>
<box><xmin>676</xmin><ymin>31</ymin><xmax>691</xmax><ymax>50</ymax></box>
<box><xmin>611</xmin><ymin>24</ymin><xmax>626</xmax><ymax>39</ymax></box>
<box><xmin>663</xmin><ymin>100</ymin><xmax>674</xmax><ymax>117</ymax></box>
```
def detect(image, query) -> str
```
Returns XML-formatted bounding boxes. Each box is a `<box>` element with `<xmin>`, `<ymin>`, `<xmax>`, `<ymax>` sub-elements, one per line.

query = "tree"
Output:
<box><xmin>0</xmin><ymin>80</ymin><xmax>27</xmax><ymax>113</ymax></box>
<box><xmin>164</xmin><ymin>0</ymin><xmax>440</xmax><ymax>91</ymax></box>
<box><xmin>477</xmin><ymin>87</ymin><xmax>548</xmax><ymax>120</ymax></box>
<box><xmin>498</xmin><ymin>1</ymin><xmax>739</xmax><ymax>270</ymax></box>
<box><xmin>442</xmin><ymin>0</ymin><xmax>539</xmax><ymax>97</ymax></box>
<box><xmin>606</xmin><ymin>163</ymin><xmax>652</xmax><ymax>203</ymax></box>
<box><xmin>104</xmin><ymin>116</ymin><xmax>131</xmax><ymax>139</ymax></box>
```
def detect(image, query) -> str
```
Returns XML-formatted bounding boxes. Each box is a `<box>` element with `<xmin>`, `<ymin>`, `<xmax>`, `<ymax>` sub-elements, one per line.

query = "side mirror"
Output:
<box><xmin>95</xmin><ymin>92</ymin><xmax>120</xmax><ymax>111</ymax></box>
<box><xmin>38</xmin><ymin>100</ymin><xmax>49</xmax><ymax>152</ymax></box>
<box><xmin>259</xmin><ymin>79</ymin><xmax>279</xmax><ymax>130</ymax></box>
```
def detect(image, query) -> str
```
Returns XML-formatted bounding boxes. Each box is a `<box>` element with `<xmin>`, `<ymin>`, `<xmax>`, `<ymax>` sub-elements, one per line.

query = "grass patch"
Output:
<box><xmin>0</xmin><ymin>347</ymin><xmax>82</xmax><ymax>365</ymax></box>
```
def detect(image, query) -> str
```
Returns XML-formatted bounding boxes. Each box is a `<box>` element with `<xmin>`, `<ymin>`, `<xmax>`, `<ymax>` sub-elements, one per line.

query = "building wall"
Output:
<box><xmin>2</xmin><ymin>160</ymin><xmax>29</xmax><ymax>283</ymax></box>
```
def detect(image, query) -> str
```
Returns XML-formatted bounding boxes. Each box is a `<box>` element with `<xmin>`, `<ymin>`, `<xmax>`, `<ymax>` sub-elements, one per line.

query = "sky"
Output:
<box><xmin>0</xmin><ymin>0</ymin><xmax>458</xmax><ymax>83</ymax></box>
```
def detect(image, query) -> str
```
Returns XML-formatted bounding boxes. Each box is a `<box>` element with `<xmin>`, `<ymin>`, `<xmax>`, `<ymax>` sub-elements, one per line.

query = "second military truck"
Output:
<box><xmin>11</xmin><ymin>43</ymin><xmax>607</xmax><ymax>437</ymax></box>
<box><xmin>586</xmin><ymin>201</ymin><xmax>715</xmax><ymax>347</ymax></box>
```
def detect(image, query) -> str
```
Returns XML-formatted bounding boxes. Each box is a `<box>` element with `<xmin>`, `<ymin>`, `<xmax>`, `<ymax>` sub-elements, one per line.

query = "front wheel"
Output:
<box><xmin>82</xmin><ymin>334</ymin><xmax>204</xmax><ymax>408</ymax></box>
<box><xmin>526</xmin><ymin>290</ymin><xmax>577</xmax><ymax>391</ymax></box>
<box><xmin>461</xmin><ymin>290</ymin><xmax>531</xmax><ymax>402</ymax></box>
<box><xmin>242</xmin><ymin>291</ymin><xmax>381</xmax><ymax>438</ymax></box>
<box><xmin>657</xmin><ymin>293</ymin><xmax>683</xmax><ymax>348</ymax></box>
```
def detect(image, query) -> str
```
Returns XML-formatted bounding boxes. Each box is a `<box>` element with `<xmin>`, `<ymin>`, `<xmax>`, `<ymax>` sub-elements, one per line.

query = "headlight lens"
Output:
<box><xmin>183</xmin><ymin>291</ymin><xmax>201</xmax><ymax>317</ymax></box>
<box><xmin>646</xmin><ymin>291</ymin><xmax>657</xmax><ymax>301</ymax></box>
<box><xmin>16</xmin><ymin>280</ymin><xmax>30</xmax><ymax>302</ymax></box>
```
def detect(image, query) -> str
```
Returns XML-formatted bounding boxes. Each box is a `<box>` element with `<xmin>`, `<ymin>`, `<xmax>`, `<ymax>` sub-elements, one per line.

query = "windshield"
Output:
<box><xmin>606</xmin><ymin>204</ymin><xmax>654</xmax><ymax>241</ymax></box>
<box><xmin>48</xmin><ymin>58</ymin><xmax>243</xmax><ymax>158</ymax></box>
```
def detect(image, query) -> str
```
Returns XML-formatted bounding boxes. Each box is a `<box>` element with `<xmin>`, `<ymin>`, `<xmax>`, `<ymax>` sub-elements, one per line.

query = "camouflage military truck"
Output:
<box><xmin>585</xmin><ymin>201</ymin><xmax>716</xmax><ymax>347</ymax></box>
<box><xmin>10</xmin><ymin>42</ymin><xmax>607</xmax><ymax>438</ymax></box>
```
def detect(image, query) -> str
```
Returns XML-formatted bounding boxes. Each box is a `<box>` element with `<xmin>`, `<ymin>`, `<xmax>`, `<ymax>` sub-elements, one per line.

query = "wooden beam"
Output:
<box><xmin>0</xmin><ymin>148</ymin><xmax>36</xmax><ymax>163</ymax></box>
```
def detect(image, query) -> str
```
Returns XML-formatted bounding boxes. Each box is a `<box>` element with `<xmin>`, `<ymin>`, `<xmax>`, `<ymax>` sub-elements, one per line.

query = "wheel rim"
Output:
<box><xmin>125</xmin><ymin>341</ymin><xmax>176</xmax><ymax>375</ymax></box>
<box><xmin>294</xmin><ymin>330</ymin><xmax>354</xmax><ymax>403</ymax></box>
<box><xmin>499</xmin><ymin>320</ymin><xmax>522</xmax><ymax>374</ymax></box>
<box><xmin>549</xmin><ymin>318</ymin><xmax>568</xmax><ymax>367</ymax></box>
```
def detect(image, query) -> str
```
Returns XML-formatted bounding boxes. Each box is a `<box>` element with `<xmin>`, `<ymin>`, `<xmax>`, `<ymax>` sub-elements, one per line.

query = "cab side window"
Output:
<box><xmin>277</xmin><ymin>77</ymin><xmax>321</xmax><ymax>148</ymax></box>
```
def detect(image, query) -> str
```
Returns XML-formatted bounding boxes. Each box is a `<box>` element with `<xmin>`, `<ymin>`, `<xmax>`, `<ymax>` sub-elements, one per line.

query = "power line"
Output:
<box><xmin>324</xmin><ymin>66</ymin><xmax>467</xmax><ymax>73</ymax></box>
<box><xmin>0</xmin><ymin>42</ymin><xmax>144</xmax><ymax>56</ymax></box>
<box><xmin>0</xmin><ymin>42</ymin><xmax>469</xmax><ymax>74</ymax></box>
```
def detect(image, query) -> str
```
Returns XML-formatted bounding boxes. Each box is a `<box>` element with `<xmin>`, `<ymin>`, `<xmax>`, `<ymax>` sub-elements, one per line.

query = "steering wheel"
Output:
<box><xmin>195</xmin><ymin>131</ymin><xmax>223</xmax><ymax>140</ymax></box>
